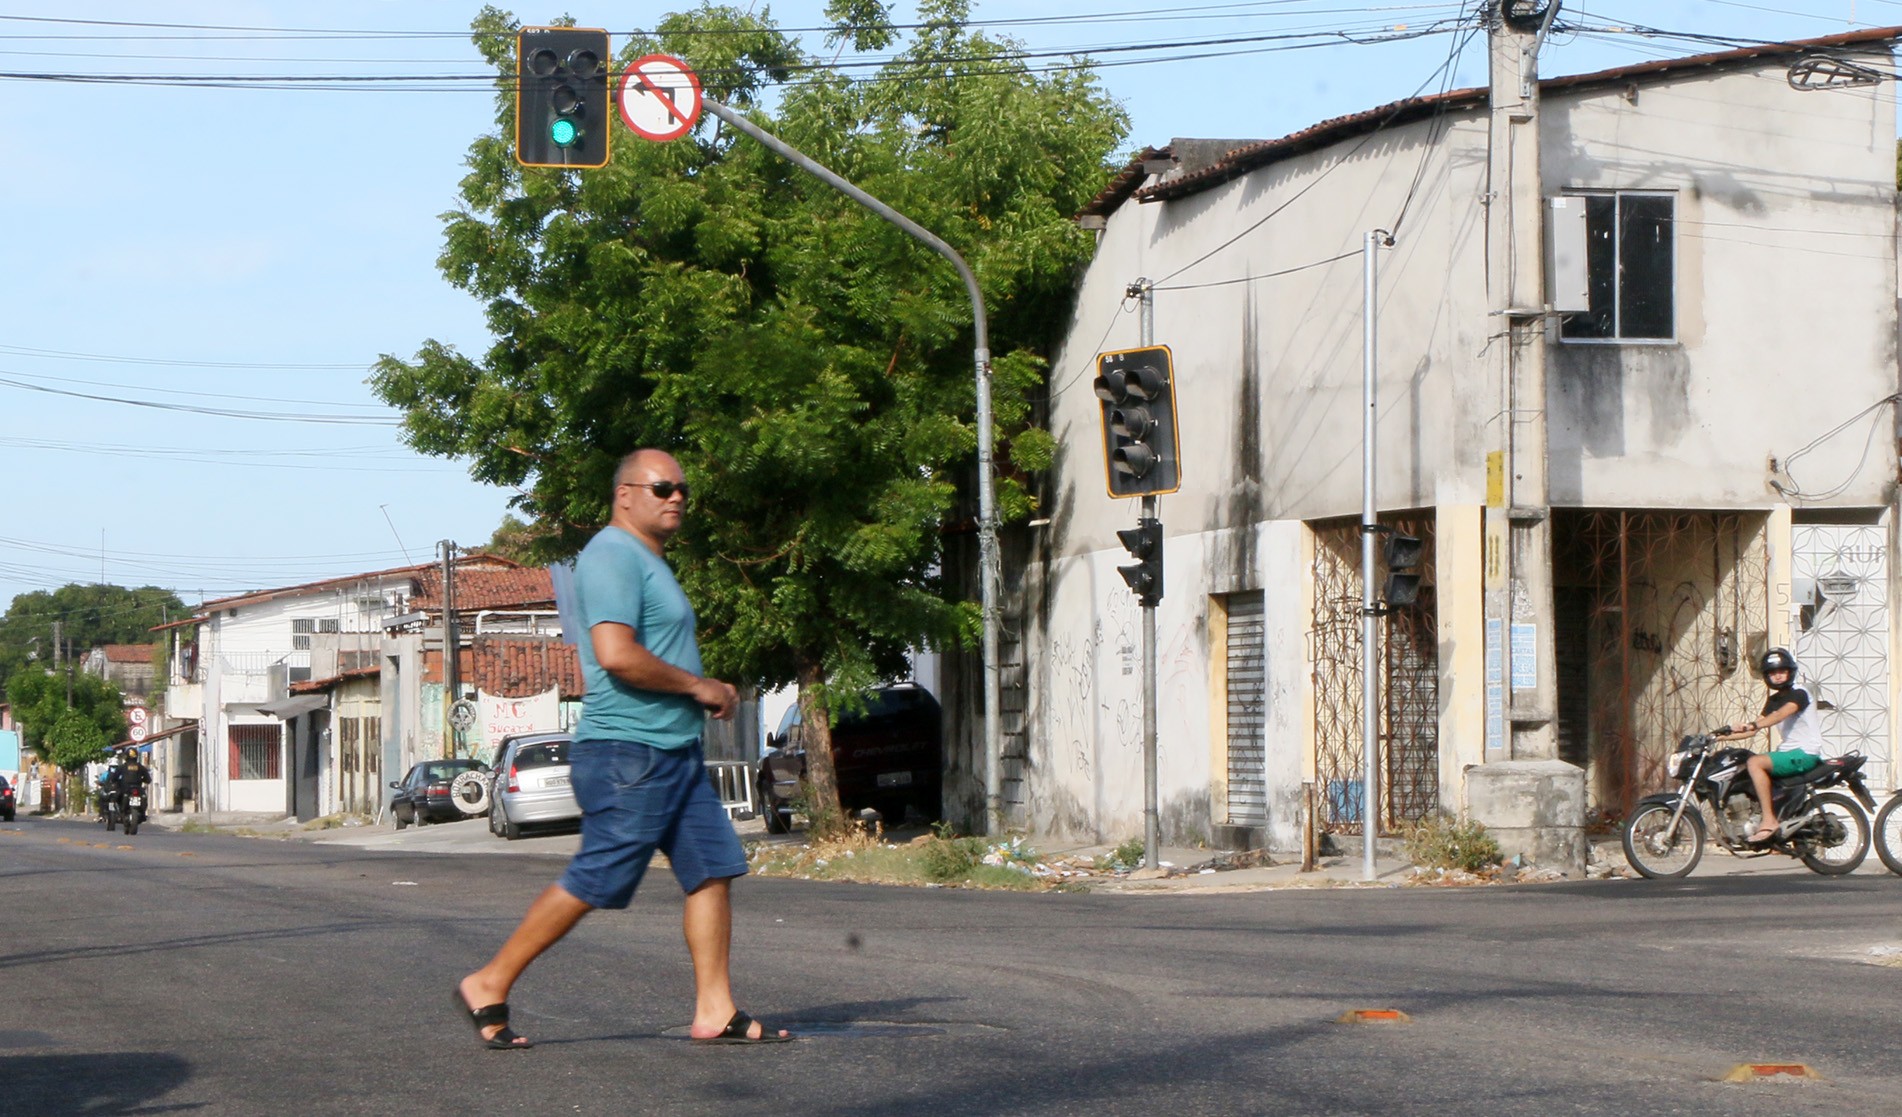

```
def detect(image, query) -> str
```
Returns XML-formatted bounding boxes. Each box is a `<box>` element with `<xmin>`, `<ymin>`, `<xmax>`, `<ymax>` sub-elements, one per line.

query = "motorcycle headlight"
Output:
<box><xmin>1669</xmin><ymin>750</ymin><xmax>1696</xmax><ymax>778</ymax></box>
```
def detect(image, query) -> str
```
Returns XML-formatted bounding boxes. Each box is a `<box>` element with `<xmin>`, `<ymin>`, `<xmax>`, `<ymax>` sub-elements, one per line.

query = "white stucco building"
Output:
<box><xmin>968</xmin><ymin>27</ymin><xmax>1902</xmax><ymax>853</ymax></box>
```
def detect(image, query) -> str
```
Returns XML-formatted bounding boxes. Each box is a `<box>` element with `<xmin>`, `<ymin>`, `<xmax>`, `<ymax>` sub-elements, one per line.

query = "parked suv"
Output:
<box><xmin>389</xmin><ymin>758</ymin><xmax>489</xmax><ymax>828</ymax></box>
<box><xmin>487</xmin><ymin>732</ymin><xmax>580</xmax><ymax>841</ymax></box>
<box><xmin>756</xmin><ymin>683</ymin><xmax>942</xmax><ymax>833</ymax></box>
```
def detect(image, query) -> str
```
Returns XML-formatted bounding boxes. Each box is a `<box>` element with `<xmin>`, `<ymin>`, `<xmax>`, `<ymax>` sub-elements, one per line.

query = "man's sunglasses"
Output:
<box><xmin>622</xmin><ymin>480</ymin><xmax>690</xmax><ymax>500</ymax></box>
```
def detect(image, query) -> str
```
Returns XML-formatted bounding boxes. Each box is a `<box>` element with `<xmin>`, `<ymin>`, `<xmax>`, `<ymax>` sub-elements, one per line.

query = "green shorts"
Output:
<box><xmin>1769</xmin><ymin>750</ymin><xmax>1821</xmax><ymax>778</ymax></box>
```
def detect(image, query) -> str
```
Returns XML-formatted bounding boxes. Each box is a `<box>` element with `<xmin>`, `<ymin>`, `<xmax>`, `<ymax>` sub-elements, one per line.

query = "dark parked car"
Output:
<box><xmin>0</xmin><ymin>775</ymin><xmax>14</xmax><ymax>822</ymax></box>
<box><xmin>487</xmin><ymin>732</ymin><xmax>580</xmax><ymax>841</ymax></box>
<box><xmin>389</xmin><ymin>758</ymin><xmax>489</xmax><ymax>828</ymax></box>
<box><xmin>756</xmin><ymin>683</ymin><xmax>942</xmax><ymax>833</ymax></box>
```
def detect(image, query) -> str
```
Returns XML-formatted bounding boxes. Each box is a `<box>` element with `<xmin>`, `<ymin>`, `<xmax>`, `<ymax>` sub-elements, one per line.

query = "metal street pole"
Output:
<box><xmin>1359</xmin><ymin>229</ymin><xmax>1388</xmax><ymax>884</ymax></box>
<box><xmin>1137</xmin><ymin>280</ymin><xmax>1160</xmax><ymax>870</ymax></box>
<box><xmin>699</xmin><ymin>98</ymin><xmax>1006</xmax><ymax>834</ymax></box>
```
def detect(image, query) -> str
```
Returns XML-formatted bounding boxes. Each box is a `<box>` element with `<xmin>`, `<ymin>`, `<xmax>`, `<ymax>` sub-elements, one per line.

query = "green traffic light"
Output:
<box><xmin>550</xmin><ymin>118</ymin><xmax>578</xmax><ymax>147</ymax></box>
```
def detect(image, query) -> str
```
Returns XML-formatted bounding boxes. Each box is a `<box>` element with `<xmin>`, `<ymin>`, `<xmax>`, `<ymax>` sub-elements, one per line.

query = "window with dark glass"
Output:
<box><xmin>1561</xmin><ymin>192</ymin><xmax>1674</xmax><ymax>341</ymax></box>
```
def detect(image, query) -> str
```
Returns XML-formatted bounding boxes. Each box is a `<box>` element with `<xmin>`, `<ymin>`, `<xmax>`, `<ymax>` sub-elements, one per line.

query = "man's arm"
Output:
<box><xmin>591</xmin><ymin>622</ymin><xmax>739</xmax><ymax>719</ymax></box>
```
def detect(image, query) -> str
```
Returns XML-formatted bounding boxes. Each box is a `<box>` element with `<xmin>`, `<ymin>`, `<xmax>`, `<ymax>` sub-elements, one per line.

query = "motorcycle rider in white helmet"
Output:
<box><xmin>1719</xmin><ymin>647</ymin><xmax>1824</xmax><ymax>843</ymax></box>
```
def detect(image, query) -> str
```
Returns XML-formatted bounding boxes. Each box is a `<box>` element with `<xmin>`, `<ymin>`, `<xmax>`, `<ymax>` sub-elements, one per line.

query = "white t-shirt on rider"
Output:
<box><xmin>1762</xmin><ymin>684</ymin><xmax>1823</xmax><ymax>755</ymax></box>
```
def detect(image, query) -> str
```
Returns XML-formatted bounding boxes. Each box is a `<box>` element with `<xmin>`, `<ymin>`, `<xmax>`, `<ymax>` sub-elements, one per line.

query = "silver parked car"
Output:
<box><xmin>487</xmin><ymin>732</ymin><xmax>579</xmax><ymax>840</ymax></box>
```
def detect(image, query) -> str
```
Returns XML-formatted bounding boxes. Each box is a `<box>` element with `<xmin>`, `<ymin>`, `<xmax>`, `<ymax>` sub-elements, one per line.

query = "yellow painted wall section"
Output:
<box><xmin>1437</xmin><ymin>504</ymin><xmax>1486</xmax><ymax>809</ymax></box>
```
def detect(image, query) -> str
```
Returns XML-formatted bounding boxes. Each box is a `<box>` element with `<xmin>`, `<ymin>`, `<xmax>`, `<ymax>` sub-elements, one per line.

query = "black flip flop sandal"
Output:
<box><xmin>692</xmin><ymin>1009</ymin><xmax>793</xmax><ymax>1044</ymax></box>
<box><xmin>453</xmin><ymin>989</ymin><xmax>533</xmax><ymax>1050</ymax></box>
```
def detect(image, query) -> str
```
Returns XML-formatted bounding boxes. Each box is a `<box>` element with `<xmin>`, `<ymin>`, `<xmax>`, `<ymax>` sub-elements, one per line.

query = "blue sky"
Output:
<box><xmin>0</xmin><ymin>0</ymin><xmax>1889</xmax><ymax>614</ymax></box>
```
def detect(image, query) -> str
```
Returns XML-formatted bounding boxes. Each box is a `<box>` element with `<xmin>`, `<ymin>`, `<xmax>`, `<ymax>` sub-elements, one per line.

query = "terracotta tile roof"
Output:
<box><xmin>1099</xmin><ymin>25</ymin><xmax>1902</xmax><ymax>210</ymax></box>
<box><xmin>412</xmin><ymin>565</ymin><xmax>556</xmax><ymax>613</ymax></box>
<box><xmin>464</xmin><ymin>638</ymin><xmax>583</xmax><ymax>700</ymax></box>
<box><xmin>290</xmin><ymin>665</ymin><xmax>381</xmax><ymax>695</ymax></box>
<box><xmin>200</xmin><ymin>553</ymin><xmax>523</xmax><ymax>612</ymax></box>
<box><xmin>102</xmin><ymin>644</ymin><xmax>156</xmax><ymax>664</ymax></box>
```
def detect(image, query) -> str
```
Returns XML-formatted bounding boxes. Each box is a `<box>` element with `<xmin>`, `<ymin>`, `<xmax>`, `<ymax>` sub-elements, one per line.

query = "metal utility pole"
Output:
<box><xmin>699</xmin><ymin>97</ymin><xmax>1006</xmax><ymax>835</ymax></box>
<box><xmin>440</xmin><ymin>540</ymin><xmax>461</xmax><ymax>735</ymax></box>
<box><xmin>1485</xmin><ymin>1</ymin><xmax>1560</xmax><ymax>762</ymax></box>
<box><xmin>1358</xmin><ymin>230</ymin><xmax>1390</xmax><ymax>883</ymax></box>
<box><xmin>1137</xmin><ymin>282</ymin><xmax>1161</xmax><ymax>870</ymax></box>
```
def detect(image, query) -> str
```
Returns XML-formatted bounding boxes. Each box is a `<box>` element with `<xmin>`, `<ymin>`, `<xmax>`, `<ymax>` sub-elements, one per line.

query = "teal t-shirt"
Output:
<box><xmin>572</xmin><ymin>525</ymin><xmax>706</xmax><ymax>748</ymax></box>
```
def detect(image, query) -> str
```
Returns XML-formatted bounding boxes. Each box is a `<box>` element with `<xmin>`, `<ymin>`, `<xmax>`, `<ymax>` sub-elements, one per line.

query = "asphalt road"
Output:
<box><xmin>4</xmin><ymin>814</ymin><xmax>1900</xmax><ymax>1116</ymax></box>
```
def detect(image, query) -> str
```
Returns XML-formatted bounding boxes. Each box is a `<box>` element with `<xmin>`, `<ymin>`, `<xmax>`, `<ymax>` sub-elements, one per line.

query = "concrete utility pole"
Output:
<box><xmin>440</xmin><ymin>540</ymin><xmax>461</xmax><ymax>742</ymax></box>
<box><xmin>1473</xmin><ymin>1</ymin><xmax>1587</xmax><ymax>876</ymax></box>
<box><xmin>1484</xmin><ymin>1</ymin><xmax>1558</xmax><ymax>762</ymax></box>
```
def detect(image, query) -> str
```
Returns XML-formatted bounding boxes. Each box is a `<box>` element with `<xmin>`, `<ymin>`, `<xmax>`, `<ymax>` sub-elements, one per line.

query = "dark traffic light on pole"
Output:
<box><xmin>1381</xmin><ymin>531</ymin><xmax>1422</xmax><ymax>608</ymax></box>
<box><xmin>516</xmin><ymin>27</ymin><xmax>611</xmax><ymax>168</ymax></box>
<box><xmin>1094</xmin><ymin>345</ymin><xmax>1181</xmax><ymax>498</ymax></box>
<box><xmin>1117</xmin><ymin>518</ymin><xmax>1163</xmax><ymax>606</ymax></box>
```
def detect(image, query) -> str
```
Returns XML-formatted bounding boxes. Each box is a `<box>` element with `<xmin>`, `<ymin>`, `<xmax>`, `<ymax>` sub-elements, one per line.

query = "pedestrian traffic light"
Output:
<box><xmin>1381</xmin><ymin>531</ymin><xmax>1422</xmax><ymax>608</ymax></box>
<box><xmin>516</xmin><ymin>27</ymin><xmax>611</xmax><ymax>168</ymax></box>
<box><xmin>1117</xmin><ymin>517</ymin><xmax>1163</xmax><ymax>606</ymax></box>
<box><xmin>1094</xmin><ymin>345</ymin><xmax>1181</xmax><ymax>498</ymax></box>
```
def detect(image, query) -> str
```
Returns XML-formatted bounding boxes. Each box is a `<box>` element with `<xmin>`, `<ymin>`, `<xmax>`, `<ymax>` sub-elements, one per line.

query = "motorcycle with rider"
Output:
<box><xmin>1623</xmin><ymin>648</ymin><xmax>1874</xmax><ymax>878</ymax></box>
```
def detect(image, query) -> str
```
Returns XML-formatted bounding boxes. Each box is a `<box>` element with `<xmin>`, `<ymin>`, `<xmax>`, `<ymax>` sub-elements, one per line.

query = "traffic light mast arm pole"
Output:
<box><xmin>700</xmin><ymin>98</ymin><xmax>1006</xmax><ymax>836</ymax></box>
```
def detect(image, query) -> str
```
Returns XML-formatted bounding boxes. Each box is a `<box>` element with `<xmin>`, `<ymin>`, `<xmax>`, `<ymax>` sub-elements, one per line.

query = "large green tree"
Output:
<box><xmin>0</xmin><ymin>583</ymin><xmax>186</xmax><ymax>699</ymax></box>
<box><xmin>6</xmin><ymin>665</ymin><xmax>126</xmax><ymax>769</ymax></box>
<box><xmin>374</xmin><ymin>2</ymin><xmax>1125</xmax><ymax>827</ymax></box>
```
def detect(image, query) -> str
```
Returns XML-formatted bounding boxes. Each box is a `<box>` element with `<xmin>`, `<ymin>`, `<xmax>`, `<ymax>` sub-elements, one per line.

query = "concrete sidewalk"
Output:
<box><xmin>130</xmin><ymin>809</ymin><xmax>1898</xmax><ymax>890</ymax></box>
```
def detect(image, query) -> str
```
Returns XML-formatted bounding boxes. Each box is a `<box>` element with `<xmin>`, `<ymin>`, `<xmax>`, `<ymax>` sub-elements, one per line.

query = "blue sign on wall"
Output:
<box><xmin>0</xmin><ymin>729</ymin><xmax>20</xmax><ymax>771</ymax></box>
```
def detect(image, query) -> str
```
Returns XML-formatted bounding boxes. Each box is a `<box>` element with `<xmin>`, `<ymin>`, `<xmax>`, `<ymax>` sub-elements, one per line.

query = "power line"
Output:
<box><xmin>0</xmin><ymin>374</ymin><xmax>400</xmax><ymax>424</ymax></box>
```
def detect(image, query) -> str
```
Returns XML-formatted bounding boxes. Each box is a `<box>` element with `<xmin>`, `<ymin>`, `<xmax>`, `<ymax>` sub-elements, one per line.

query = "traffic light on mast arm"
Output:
<box><xmin>1094</xmin><ymin>345</ymin><xmax>1181</xmax><ymax>498</ymax></box>
<box><xmin>1117</xmin><ymin>517</ymin><xmax>1163</xmax><ymax>606</ymax></box>
<box><xmin>516</xmin><ymin>26</ymin><xmax>611</xmax><ymax>168</ymax></box>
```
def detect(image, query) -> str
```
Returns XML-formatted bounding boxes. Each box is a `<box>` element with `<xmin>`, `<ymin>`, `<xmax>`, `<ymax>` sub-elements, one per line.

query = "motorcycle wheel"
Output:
<box><xmin>1622</xmin><ymin>801</ymin><xmax>1705</xmax><ymax>879</ymax></box>
<box><xmin>1875</xmin><ymin>793</ymin><xmax>1902</xmax><ymax>876</ymax></box>
<box><xmin>124</xmin><ymin>814</ymin><xmax>138</xmax><ymax>837</ymax></box>
<box><xmin>1799</xmin><ymin>791</ymin><xmax>1869</xmax><ymax>876</ymax></box>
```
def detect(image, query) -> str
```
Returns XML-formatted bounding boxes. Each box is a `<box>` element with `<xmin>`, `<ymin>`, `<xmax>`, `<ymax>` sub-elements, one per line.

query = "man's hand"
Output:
<box><xmin>691</xmin><ymin>677</ymin><xmax>740</xmax><ymax>720</ymax></box>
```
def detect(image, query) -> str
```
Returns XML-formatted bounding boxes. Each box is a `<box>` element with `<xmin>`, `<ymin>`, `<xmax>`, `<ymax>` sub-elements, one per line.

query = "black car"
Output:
<box><xmin>0</xmin><ymin>775</ymin><xmax>14</xmax><ymax>822</ymax></box>
<box><xmin>389</xmin><ymin>758</ymin><xmax>489</xmax><ymax>829</ymax></box>
<box><xmin>756</xmin><ymin>683</ymin><xmax>942</xmax><ymax>833</ymax></box>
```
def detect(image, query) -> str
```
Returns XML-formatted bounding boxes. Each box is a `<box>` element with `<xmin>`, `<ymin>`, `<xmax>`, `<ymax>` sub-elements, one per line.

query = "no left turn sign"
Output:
<box><xmin>616</xmin><ymin>54</ymin><xmax>702</xmax><ymax>141</ymax></box>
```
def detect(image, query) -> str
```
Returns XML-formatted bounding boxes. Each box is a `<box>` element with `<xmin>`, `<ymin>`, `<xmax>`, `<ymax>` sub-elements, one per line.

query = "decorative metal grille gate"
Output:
<box><xmin>1554</xmin><ymin>511</ymin><xmax>1769</xmax><ymax>816</ymax></box>
<box><xmin>1311</xmin><ymin>516</ymin><xmax>1439</xmax><ymax>835</ymax></box>
<box><xmin>1792</xmin><ymin>521</ymin><xmax>1891</xmax><ymax>792</ymax></box>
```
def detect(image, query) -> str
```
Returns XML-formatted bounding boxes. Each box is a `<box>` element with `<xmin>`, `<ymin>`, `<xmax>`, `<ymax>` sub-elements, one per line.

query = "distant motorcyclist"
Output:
<box><xmin>96</xmin><ymin>756</ymin><xmax>120</xmax><ymax>821</ymax></box>
<box><xmin>108</xmin><ymin>753</ymin><xmax>151</xmax><ymax>802</ymax></box>
<box><xmin>1717</xmin><ymin>647</ymin><xmax>1823</xmax><ymax>842</ymax></box>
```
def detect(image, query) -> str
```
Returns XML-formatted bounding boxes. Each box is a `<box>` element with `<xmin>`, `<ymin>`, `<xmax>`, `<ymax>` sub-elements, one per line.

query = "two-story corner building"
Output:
<box><xmin>972</xmin><ymin>26</ymin><xmax>1902</xmax><ymax>858</ymax></box>
<box><xmin>161</xmin><ymin>564</ymin><xmax>431</xmax><ymax>815</ymax></box>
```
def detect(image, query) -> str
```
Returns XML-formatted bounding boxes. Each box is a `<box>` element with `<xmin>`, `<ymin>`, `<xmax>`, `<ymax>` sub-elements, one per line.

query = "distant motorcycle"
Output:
<box><xmin>122</xmin><ymin>788</ymin><xmax>145</xmax><ymax>836</ymax></box>
<box><xmin>102</xmin><ymin>788</ymin><xmax>122</xmax><ymax>832</ymax></box>
<box><xmin>1622</xmin><ymin>729</ymin><xmax>1874</xmax><ymax>879</ymax></box>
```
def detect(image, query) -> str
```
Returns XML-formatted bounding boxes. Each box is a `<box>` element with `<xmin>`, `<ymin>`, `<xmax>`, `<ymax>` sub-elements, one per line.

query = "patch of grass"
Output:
<box><xmin>1102</xmin><ymin>836</ymin><xmax>1146</xmax><ymax>871</ymax></box>
<box><xmin>1402</xmin><ymin>813</ymin><xmax>1502</xmax><ymax>872</ymax></box>
<box><xmin>750</xmin><ymin>827</ymin><xmax>1073</xmax><ymax>891</ymax></box>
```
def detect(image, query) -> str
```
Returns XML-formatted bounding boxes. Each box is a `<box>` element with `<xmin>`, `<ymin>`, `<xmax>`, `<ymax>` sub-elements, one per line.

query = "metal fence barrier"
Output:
<box><xmin>705</xmin><ymin>760</ymin><xmax>755</xmax><ymax>819</ymax></box>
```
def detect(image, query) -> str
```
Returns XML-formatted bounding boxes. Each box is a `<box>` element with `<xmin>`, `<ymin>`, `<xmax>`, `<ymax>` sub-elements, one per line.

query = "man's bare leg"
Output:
<box><xmin>459</xmin><ymin>884</ymin><xmax>593</xmax><ymax>1044</ymax></box>
<box><xmin>684</xmin><ymin>877</ymin><xmax>786</xmax><ymax>1040</ymax></box>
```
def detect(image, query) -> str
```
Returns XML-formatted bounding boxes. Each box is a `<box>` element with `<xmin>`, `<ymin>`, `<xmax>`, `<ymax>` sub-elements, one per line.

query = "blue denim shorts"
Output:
<box><xmin>557</xmin><ymin>739</ymin><xmax>748</xmax><ymax>909</ymax></box>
